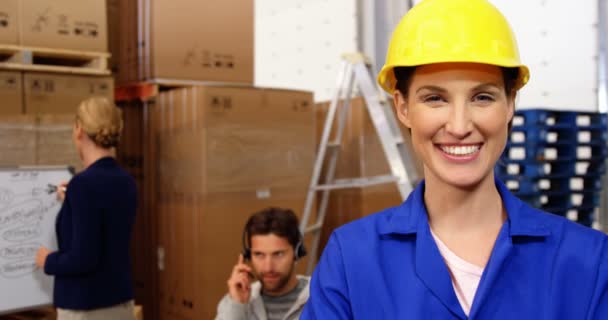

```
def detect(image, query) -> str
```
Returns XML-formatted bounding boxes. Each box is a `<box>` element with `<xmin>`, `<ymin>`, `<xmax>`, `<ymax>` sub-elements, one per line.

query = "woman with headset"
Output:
<box><xmin>302</xmin><ymin>0</ymin><xmax>608</xmax><ymax>319</ymax></box>
<box><xmin>216</xmin><ymin>207</ymin><xmax>309</xmax><ymax>320</ymax></box>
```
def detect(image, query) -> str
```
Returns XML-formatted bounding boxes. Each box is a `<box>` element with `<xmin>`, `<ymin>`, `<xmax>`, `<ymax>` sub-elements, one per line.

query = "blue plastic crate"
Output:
<box><xmin>499</xmin><ymin>176</ymin><xmax>603</xmax><ymax>194</ymax></box>
<box><xmin>516</xmin><ymin>192</ymin><xmax>570</xmax><ymax>209</ymax></box>
<box><xmin>512</xmin><ymin>109</ymin><xmax>608</xmax><ymax>129</ymax></box>
<box><xmin>495</xmin><ymin>161</ymin><xmax>552</xmax><ymax>178</ymax></box>
<box><xmin>548</xmin><ymin>206</ymin><xmax>598</xmax><ymax>227</ymax></box>
<box><xmin>502</xmin><ymin>144</ymin><xmax>574</xmax><ymax>162</ymax></box>
<box><xmin>502</xmin><ymin>144</ymin><xmax>608</xmax><ymax>162</ymax></box>
<box><xmin>495</xmin><ymin>160</ymin><xmax>606</xmax><ymax>178</ymax></box>
<box><xmin>515</xmin><ymin>190</ymin><xmax>600</xmax><ymax>209</ymax></box>
<box><xmin>573</xmin><ymin>145</ymin><xmax>608</xmax><ymax>160</ymax></box>
<box><xmin>509</xmin><ymin>126</ymin><xmax>608</xmax><ymax>144</ymax></box>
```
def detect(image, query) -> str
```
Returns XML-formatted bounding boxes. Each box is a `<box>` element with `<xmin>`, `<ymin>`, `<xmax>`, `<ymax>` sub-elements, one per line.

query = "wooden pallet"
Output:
<box><xmin>115</xmin><ymin>82</ymin><xmax>160</xmax><ymax>102</ymax></box>
<box><xmin>115</xmin><ymin>79</ymin><xmax>252</xmax><ymax>101</ymax></box>
<box><xmin>0</xmin><ymin>45</ymin><xmax>110</xmax><ymax>76</ymax></box>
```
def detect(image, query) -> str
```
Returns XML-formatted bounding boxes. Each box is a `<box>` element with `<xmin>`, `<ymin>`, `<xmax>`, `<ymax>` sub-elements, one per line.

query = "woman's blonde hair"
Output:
<box><xmin>76</xmin><ymin>96</ymin><xmax>123</xmax><ymax>148</ymax></box>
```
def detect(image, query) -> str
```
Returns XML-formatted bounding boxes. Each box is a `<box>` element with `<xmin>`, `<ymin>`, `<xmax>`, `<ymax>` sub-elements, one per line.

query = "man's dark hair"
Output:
<box><xmin>244</xmin><ymin>207</ymin><xmax>301</xmax><ymax>249</ymax></box>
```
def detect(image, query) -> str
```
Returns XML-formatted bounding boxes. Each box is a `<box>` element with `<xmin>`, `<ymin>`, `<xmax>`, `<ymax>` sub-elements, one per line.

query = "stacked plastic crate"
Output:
<box><xmin>497</xmin><ymin>109</ymin><xmax>608</xmax><ymax>229</ymax></box>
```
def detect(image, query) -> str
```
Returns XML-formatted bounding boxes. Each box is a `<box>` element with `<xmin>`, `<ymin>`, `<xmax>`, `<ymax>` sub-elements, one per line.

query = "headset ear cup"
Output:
<box><xmin>294</xmin><ymin>241</ymin><xmax>307</xmax><ymax>260</ymax></box>
<box><xmin>242</xmin><ymin>249</ymin><xmax>251</xmax><ymax>261</ymax></box>
<box><xmin>298</xmin><ymin>244</ymin><xmax>307</xmax><ymax>259</ymax></box>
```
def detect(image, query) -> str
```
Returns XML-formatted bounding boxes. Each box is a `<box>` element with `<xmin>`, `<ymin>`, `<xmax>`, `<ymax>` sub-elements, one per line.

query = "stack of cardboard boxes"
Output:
<box><xmin>110</xmin><ymin>1</ymin><xmax>318</xmax><ymax>319</ymax></box>
<box><xmin>152</xmin><ymin>86</ymin><xmax>315</xmax><ymax>320</ymax></box>
<box><xmin>0</xmin><ymin>0</ymin><xmax>113</xmax><ymax>172</ymax></box>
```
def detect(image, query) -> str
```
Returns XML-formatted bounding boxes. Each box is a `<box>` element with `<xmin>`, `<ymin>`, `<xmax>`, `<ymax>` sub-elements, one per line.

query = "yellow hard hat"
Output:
<box><xmin>377</xmin><ymin>0</ymin><xmax>530</xmax><ymax>93</ymax></box>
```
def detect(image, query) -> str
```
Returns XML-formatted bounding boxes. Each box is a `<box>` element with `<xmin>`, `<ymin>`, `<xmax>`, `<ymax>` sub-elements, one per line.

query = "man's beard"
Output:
<box><xmin>259</xmin><ymin>264</ymin><xmax>295</xmax><ymax>295</ymax></box>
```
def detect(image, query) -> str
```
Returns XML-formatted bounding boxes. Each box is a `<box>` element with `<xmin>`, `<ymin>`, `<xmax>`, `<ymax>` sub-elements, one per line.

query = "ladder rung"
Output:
<box><xmin>301</xmin><ymin>54</ymin><xmax>416</xmax><ymax>275</ymax></box>
<box><xmin>314</xmin><ymin>174</ymin><xmax>400</xmax><ymax>191</ymax></box>
<box><xmin>304</xmin><ymin>223</ymin><xmax>323</xmax><ymax>234</ymax></box>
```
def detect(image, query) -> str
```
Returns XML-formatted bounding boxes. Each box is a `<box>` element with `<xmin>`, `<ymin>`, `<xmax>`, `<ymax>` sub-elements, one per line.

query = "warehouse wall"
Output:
<box><xmin>257</xmin><ymin>0</ymin><xmax>602</xmax><ymax>111</ymax></box>
<box><xmin>255</xmin><ymin>0</ymin><xmax>358</xmax><ymax>102</ymax></box>
<box><xmin>491</xmin><ymin>0</ymin><xmax>598</xmax><ymax>111</ymax></box>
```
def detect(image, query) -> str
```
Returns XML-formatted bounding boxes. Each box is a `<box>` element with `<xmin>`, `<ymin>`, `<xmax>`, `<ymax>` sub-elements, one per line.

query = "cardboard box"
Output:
<box><xmin>156</xmin><ymin>86</ymin><xmax>314</xmax><ymax>194</ymax></box>
<box><xmin>115</xmin><ymin>100</ymin><xmax>158</xmax><ymax>320</ymax></box>
<box><xmin>37</xmin><ymin>114</ymin><xmax>82</xmax><ymax>171</ymax></box>
<box><xmin>24</xmin><ymin>72</ymin><xmax>113</xmax><ymax>114</ymax></box>
<box><xmin>20</xmin><ymin>0</ymin><xmax>108</xmax><ymax>52</ymax></box>
<box><xmin>0</xmin><ymin>115</ymin><xmax>36</xmax><ymax>166</ymax></box>
<box><xmin>0</xmin><ymin>71</ymin><xmax>23</xmax><ymax>115</ymax></box>
<box><xmin>154</xmin><ymin>86</ymin><xmax>314</xmax><ymax>319</ymax></box>
<box><xmin>116</xmin><ymin>0</ymin><xmax>253</xmax><ymax>84</ymax></box>
<box><xmin>0</xmin><ymin>114</ymin><xmax>82</xmax><ymax>171</ymax></box>
<box><xmin>134</xmin><ymin>305</ymin><xmax>143</xmax><ymax>320</ymax></box>
<box><xmin>106</xmin><ymin>0</ymin><xmax>120</xmax><ymax>72</ymax></box>
<box><xmin>0</xmin><ymin>0</ymin><xmax>19</xmax><ymax>45</ymax></box>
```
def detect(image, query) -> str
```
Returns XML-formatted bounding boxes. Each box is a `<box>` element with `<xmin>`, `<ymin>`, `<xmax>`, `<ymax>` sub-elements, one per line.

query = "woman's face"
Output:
<box><xmin>394</xmin><ymin>63</ymin><xmax>514</xmax><ymax>189</ymax></box>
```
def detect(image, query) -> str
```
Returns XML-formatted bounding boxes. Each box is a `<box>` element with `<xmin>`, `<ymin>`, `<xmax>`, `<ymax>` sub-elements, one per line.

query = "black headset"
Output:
<box><xmin>241</xmin><ymin>224</ymin><xmax>307</xmax><ymax>261</ymax></box>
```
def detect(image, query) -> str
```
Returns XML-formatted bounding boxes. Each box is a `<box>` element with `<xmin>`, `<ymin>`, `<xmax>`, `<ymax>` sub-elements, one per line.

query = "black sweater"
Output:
<box><xmin>44</xmin><ymin>157</ymin><xmax>137</xmax><ymax>310</ymax></box>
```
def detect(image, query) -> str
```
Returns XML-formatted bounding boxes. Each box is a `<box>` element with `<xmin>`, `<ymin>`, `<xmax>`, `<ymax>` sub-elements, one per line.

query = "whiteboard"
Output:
<box><xmin>0</xmin><ymin>166</ymin><xmax>73</xmax><ymax>315</ymax></box>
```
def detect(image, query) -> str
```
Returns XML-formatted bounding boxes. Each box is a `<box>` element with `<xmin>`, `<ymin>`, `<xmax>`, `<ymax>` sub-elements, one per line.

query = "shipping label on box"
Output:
<box><xmin>20</xmin><ymin>0</ymin><xmax>108</xmax><ymax>52</ymax></box>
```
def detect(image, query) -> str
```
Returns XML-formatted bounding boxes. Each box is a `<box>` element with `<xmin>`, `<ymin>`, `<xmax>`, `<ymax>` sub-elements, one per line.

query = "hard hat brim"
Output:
<box><xmin>378</xmin><ymin>62</ymin><xmax>530</xmax><ymax>94</ymax></box>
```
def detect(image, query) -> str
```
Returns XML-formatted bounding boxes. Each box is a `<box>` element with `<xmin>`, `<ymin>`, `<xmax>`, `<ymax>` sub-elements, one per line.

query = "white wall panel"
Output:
<box><xmin>255</xmin><ymin>0</ymin><xmax>358</xmax><ymax>102</ymax></box>
<box><xmin>492</xmin><ymin>0</ymin><xmax>598</xmax><ymax>111</ymax></box>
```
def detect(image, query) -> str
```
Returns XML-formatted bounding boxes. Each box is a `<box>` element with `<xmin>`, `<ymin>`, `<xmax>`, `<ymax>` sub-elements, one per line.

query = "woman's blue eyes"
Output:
<box><xmin>423</xmin><ymin>95</ymin><xmax>443</xmax><ymax>103</ymax></box>
<box><xmin>421</xmin><ymin>93</ymin><xmax>495</xmax><ymax>104</ymax></box>
<box><xmin>474</xmin><ymin>94</ymin><xmax>495</xmax><ymax>102</ymax></box>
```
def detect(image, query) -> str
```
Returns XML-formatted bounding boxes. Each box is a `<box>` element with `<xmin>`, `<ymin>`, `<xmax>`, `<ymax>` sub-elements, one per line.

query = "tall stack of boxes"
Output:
<box><xmin>110</xmin><ymin>1</ymin><xmax>318</xmax><ymax>319</ymax></box>
<box><xmin>116</xmin><ymin>98</ymin><xmax>158</xmax><ymax>320</ymax></box>
<box><xmin>0</xmin><ymin>0</ymin><xmax>113</xmax><ymax>172</ymax></box>
<box><xmin>497</xmin><ymin>109</ymin><xmax>608</xmax><ymax>228</ymax></box>
<box><xmin>152</xmin><ymin>86</ymin><xmax>314</xmax><ymax>319</ymax></box>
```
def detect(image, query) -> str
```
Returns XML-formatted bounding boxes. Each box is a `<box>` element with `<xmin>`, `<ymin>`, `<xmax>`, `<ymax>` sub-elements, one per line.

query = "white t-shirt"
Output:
<box><xmin>430</xmin><ymin>230</ymin><xmax>484</xmax><ymax>316</ymax></box>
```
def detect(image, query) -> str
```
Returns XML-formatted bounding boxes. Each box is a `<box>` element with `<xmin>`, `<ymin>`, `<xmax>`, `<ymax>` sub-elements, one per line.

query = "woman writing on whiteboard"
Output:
<box><xmin>35</xmin><ymin>97</ymin><xmax>137</xmax><ymax>320</ymax></box>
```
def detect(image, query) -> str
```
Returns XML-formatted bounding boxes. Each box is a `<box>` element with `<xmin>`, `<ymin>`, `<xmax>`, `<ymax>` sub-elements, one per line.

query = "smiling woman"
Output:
<box><xmin>301</xmin><ymin>0</ymin><xmax>608</xmax><ymax>319</ymax></box>
<box><xmin>396</xmin><ymin>63</ymin><xmax>514</xmax><ymax>190</ymax></box>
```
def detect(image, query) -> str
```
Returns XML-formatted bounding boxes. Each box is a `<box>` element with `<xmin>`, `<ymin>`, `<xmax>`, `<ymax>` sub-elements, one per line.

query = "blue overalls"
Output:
<box><xmin>301</xmin><ymin>180</ymin><xmax>608</xmax><ymax>319</ymax></box>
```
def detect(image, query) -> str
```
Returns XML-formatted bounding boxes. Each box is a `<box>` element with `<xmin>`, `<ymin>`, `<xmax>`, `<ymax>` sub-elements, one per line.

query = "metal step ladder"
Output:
<box><xmin>299</xmin><ymin>53</ymin><xmax>420</xmax><ymax>274</ymax></box>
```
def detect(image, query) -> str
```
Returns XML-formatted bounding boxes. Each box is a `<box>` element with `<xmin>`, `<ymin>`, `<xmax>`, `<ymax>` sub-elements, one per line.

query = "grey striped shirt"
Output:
<box><xmin>261</xmin><ymin>278</ymin><xmax>308</xmax><ymax>320</ymax></box>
